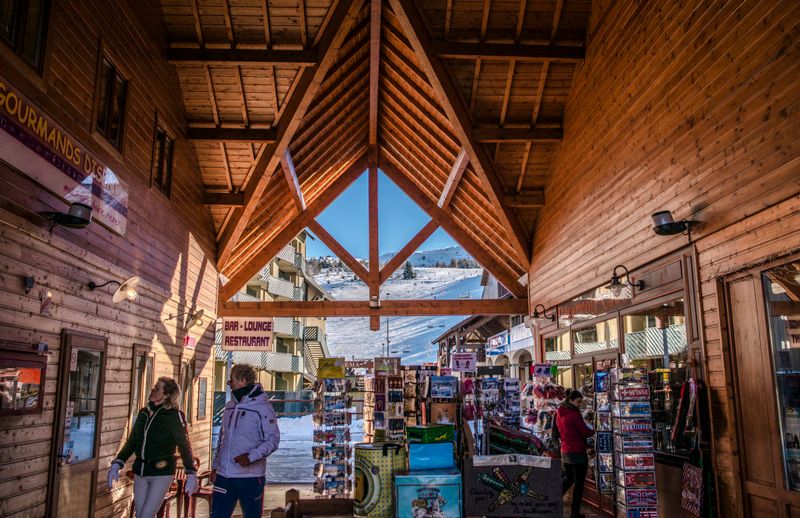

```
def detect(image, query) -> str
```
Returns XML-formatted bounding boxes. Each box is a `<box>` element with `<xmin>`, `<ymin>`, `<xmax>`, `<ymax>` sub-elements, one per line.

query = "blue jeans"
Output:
<box><xmin>211</xmin><ymin>475</ymin><xmax>265</xmax><ymax>518</ymax></box>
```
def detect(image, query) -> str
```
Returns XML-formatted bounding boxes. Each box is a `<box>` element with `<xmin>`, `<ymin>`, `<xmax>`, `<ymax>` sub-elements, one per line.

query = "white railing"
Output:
<box><xmin>274</xmin><ymin>317</ymin><xmax>301</xmax><ymax>337</ymax></box>
<box><xmin>267</xmin><ymin>276</ymin><xmax>296</xmax><ymax>299</ymax></box>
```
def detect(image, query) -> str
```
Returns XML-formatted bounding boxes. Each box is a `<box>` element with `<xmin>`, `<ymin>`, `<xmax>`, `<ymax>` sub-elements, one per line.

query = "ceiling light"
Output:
<box><xmin>88</xmin><ymin>275</ymin><xmax>140</xmax><ymax>303</ymax></box>
<box><xmin>608</xmin><ymin>265</ymin><xmax>644</xmax><ymax>298</ymax></box>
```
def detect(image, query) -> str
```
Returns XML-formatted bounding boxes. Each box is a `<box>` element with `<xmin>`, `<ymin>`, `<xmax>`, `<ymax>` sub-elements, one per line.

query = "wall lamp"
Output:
<box><xmin>166</xmin><ymin>309</ymin><xmax>205</xmax><ymax>330</ymax></box>
<box><xmin>529</xmin><ymin>304</ymin><xmax>556</xmax><ymax>328</ymax></box>
<box><xmin>88</xmin><ymin>275</ymin><xmax>140</xmax><ymax>303</ymax></box>
<box><xmin>42</xmin><ymin>201</ymin><xmax>92</xmax><ymax>231</ymax></box>
<box><xmin>652</xmin><ymin>210</ymin><xmax>696</xmax><ymax>240</ymax></box>
<box><xmin>608</xmin><ymin>265</ymin><xmax>644</xmax><ymax>297</ymax></box>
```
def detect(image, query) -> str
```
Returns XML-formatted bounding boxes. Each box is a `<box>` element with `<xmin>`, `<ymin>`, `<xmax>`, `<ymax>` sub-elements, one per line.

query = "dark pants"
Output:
<box><xmin>211</xmin><ymin>475</ymin><xmax>265</xmax><ymax>518</ymax></box>
<box><xmin>562</xmin><ymin>462</ymin><xmax>588</xmax><ymax>516</ymax></box>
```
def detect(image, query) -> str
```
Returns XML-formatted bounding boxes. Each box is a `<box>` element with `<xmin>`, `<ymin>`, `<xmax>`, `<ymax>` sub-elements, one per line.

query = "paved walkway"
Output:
<box><xmin>190</xmin><ymin>483</ymin><xmax>604</xmax><ymax>517</ymax></box>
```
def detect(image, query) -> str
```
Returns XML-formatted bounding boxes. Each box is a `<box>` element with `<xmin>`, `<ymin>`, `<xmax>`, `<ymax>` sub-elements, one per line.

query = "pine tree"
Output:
<box><xmin>402</xmin><ymin>261</ymin><xmax>416</xmax><ymax>280</ymax></box>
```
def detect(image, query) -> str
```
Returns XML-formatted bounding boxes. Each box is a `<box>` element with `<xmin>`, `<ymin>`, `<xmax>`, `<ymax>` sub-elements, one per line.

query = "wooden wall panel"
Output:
<box><xmin>0</xmin><ymin>0</ymin><xmax>219</xmax><ymax>516</ymax></box>
<box><xmin>528</xmin><ymin>0</ymin><xmax>800</xmax><ymax>515</ymax></box>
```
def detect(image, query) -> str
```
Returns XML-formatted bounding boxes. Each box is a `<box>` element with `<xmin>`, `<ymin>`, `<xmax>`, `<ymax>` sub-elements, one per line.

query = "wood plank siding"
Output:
<box><xmin>527</xmin><ymin>0</ymin><xmax>799</xmax><ymax>516</ymax></box>
<box><xmin>0</xmin><ymin>1</ymin><xmax>219</xmax><ymax>516</ymax></box>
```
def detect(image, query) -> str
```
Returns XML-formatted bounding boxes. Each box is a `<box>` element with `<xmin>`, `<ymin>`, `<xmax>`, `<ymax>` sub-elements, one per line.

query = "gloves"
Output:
<box><xmin>107</xmin><ymin>462</ymin><xmax>121</xmax><ymax>489</ymax></box>
<box><xmin>184</xmin><ymin>473</ymin><xmax>198</xmax><ymax>496</ymax></box>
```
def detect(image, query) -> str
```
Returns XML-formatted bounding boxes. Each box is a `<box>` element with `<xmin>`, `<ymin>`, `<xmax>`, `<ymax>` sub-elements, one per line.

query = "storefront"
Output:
<box><xmin>538</xmin><ymin>248</ymin><xmax>706</xmax><ymax>516</ymax></box>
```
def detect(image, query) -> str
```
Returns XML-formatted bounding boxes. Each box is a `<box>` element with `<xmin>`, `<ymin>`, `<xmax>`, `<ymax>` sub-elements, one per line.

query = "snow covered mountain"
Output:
<box><xmin>378</xmin><ymin>245</ymin><xmax>476</xmax><ymax>268</ymax></box>
<box><xmin>311</xmin><ymin>265</ymin><xmax>483</xmax><ymax>364</ymax></box>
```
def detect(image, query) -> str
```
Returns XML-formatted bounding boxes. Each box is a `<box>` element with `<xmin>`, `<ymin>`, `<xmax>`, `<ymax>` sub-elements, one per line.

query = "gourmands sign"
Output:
<box><xmin>0</xmin><ymin>76</ymin><xmax>129</xmax><ymax>234</ymax></box>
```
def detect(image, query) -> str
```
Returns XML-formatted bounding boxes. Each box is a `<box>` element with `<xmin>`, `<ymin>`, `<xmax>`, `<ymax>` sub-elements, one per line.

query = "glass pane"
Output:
<box><xmin>573</xmin><ymin>318</ymin><xmax>619</xmax><ymax>355</ymax></box>
<box><xmin>20</xmin><ymin>0</ymin><xmax>45</xmax><ymax>66</ymax></box>
<box><xmin>61</xmin><ymin>348</ymin><xmax>102</xmax><ymax>464</ymax></box>
<box><xmin>0</xmin><ymin>0</ymin><xmax>18</xmax><ymax>44</ymax></box>
<box><xmin>197</xmin><ymin>378</ymin><xmax>207</xmax><ymax>419</ymax></box>
<box><xmin>544</xmin><ymin>333</ymin><xmax>570</xmax><ymax>363</ymax></box>
<box><xmin>182</xmin><ymin>361</ymin><xmax>193</xmax><ymax>422</ymax></box>
<box><xmin>0</xmin><ymin>364</ymin><xmax>43</xmax><ymax>410</ymax></box>
<box><xmin>763</xmin><ymin>260</ymin><xmax>800</xmax><ymax>491</ymax></box>
<box><xmin>95</xmin><ymin>60</ymin><xmax>112</xmax><ymax>134</ymax></box>
<box><xmin>623</xmin><ymin>299</ymin><xmax>690</xmax><ymax>455</ymax></box>
<box><xmin>109</xmin><ymin>74</ymin><xmax>126</xmax><ymax>147</ymax></box>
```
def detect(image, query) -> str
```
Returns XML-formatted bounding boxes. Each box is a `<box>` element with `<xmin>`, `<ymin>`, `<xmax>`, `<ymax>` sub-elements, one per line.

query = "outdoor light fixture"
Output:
<box><xmin>608</xmin><ymin>265</ymin><xmax>644</xmax><ymax>297</ymax></box>
<box><xmin>530</xmin><ymin>304</ymin><xmax>556</xmax><ymax>328</ymax></box>
<box><xmin>651</xmin><ymin>210</ymin><xmax>695</xmax><ymax>238</ymax></box>
<box><xmin>167</xmin><ymin>309</ymin><xmax>205</xmax><ymax>330</ymax></box>
<box><xmin>42</xmin><ymin>202</ymin><xmax>92</xmax><ymax>230</ymax></box>
<box><xmin>88</xmin><ymin>275</ymin><xmax>140</xmax><ymax>303</ymax></box>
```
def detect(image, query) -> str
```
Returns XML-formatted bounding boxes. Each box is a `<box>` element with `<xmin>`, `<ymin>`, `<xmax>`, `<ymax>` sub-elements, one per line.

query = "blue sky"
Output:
<box><xmin>306</xmin><ymin>170</ymin><xmax>460</xmax><ymax>258</ymax></box>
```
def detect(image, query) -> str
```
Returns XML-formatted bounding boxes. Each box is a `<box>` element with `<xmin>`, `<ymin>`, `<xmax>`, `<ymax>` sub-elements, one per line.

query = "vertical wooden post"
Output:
<box><xmin>369</xmin><ymin>158</ymin><xmax>380</xmax><ymax>331</ymax></box>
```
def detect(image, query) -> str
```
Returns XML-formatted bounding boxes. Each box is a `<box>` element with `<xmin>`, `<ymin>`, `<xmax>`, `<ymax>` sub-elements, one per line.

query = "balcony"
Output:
<box><xmin>274</xmin><ymin>317</ymin><xmax>301</xmax><ymax>338</ymax></box>
<box><xmin>266</xmin><ymin>276</ymin><xmax>296</xmax><ymax>299</ymax></box>
<box><xmin>229</xmin><ymin>351</ymin><xmax>304</xmax><ymax>373</ymax></box>
<box><xmin>275</xmin><ymin>244</ymin><xmax>306</xmax><ymax>273</ymax></box>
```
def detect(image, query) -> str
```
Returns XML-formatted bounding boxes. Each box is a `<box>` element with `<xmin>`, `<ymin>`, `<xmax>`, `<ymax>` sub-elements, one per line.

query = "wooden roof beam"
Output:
<box><xmin>204</xmin><ymin>192</ymin><xmax>244</xmax><ymax>206</ymax></box>
<box><xmin>219</xmin><ymin>153</ymin><xmax>368</xmax><ymax>302</ymax></box>
<box><xmin>505</xmin><ymin>190</ymin><xmax>544</xmax><ymax>208</ymax></box>
<box><xmin>380</xmin><ymin>154</ymin><xmax>526</xmax><ymax>298</ymax></box>
<box><xmin>187</xmin><ymin>127</ymin><xmax>277</xmax><ymax>142</ymax></box>
<box><xmin>473</xmin><ymin>127</ymin><xmax>562</xmax><ymax>143</ymax></box>
<box><xmin>438</xmin><ymin>148</ymin><xmax>469</xmax><ymax>208</ymax></box>
<box><xmin>217</xmin><ymin>0</ymin><xmax>363</xmax><ymax>268</ymax></box>
<box><xmin>219</xmin><ymin>298</ymin><xmax>528</xmax><ymax>318</ymax></box>
<box><xmin>167</xmin><ymin>48</ymin><xmax>318</xmax><ymax>65</ymax></box>
<box><xmin>379</xmin><ymin>220</ymin><xmax>439</xmax><ymax>283</ymax></box>
<box><xmin>307</xmin><ymin>220</ymin><xmax>370</xmax><ymax>284</ymax></box>
<box><xmin>389</xmin><ymin>0</ymin><xmax>531</xmax><ymax>268</ymax></box>
<box><xmin>431</xmin><ymin>42</ymin><xmax>584</xmax><ymax>62</ymax></box>
<box><xmin>280</xmin><ymin>150</ymin><xmax>306</xmax><ymax>211</ymax></box>
<box><xmin>369</xmin><ymin>0</ymin><xmax>382</xmax><ymax>146</ymax></box>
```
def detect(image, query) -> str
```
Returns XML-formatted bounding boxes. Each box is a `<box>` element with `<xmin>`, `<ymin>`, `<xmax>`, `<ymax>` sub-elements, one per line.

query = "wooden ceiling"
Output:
<box><xmin>159</xmin><ymin>0</ymin><xmax>591</xmax><ymax>300</ymax></box>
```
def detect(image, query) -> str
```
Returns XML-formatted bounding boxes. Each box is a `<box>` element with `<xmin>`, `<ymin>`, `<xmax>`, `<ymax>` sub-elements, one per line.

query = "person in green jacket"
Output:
<box><xmin>107</xmin><ymin>376</ymin><xmax>198</xmax><ymax>518</ymax></box>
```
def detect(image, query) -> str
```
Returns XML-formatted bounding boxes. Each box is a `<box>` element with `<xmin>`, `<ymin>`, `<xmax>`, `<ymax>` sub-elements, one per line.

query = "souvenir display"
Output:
<box><xmin>594</xmin><ymin>369</ymin><xmax>614</xmax><ymax>493</ymax></box>
<box><xmin>500</xmin><ymin>378</ymin><xmax>521</xmax><ymax>428</ymax></box>
<box><xmin>354</xmin><ymin>443</ymin><xmax>406</xmax><ymax>517</ymax></box>
<box><xmin>429</xmin><ymin>376</ymin><xmax>459</xmax><ymax>399</ymax></box>
<box><xmin>312</xmin><ymin>362</ymin><xmax>351</xmax><ymax>498</ymax></box>
<box><xmin>609</xmin><ymin>367</ymin><xmax>658</xmax><ymax>515</ymax></box>
<box><xmin>407</xmin><ymin>424</ymin><xmax>455</xmax><ymax>444</ymax></box>
<box><xmin>394</xmin><ymin>469</ymin><xmax>463</xmax><ymax>518</ymax></box>
<box><xmin>430</xmin><ymin>402</ymin><xmax>458</xmax><ymax>424</ymax></box>
<box><xmin>463</xmin><ymin>454</ymin><xmax>563</xmax><ymax>517</ymax></box>
<box><xmin>528</xmin><ymin>366</ymin><xmax>565</xmax><ymax>451</ymax></box>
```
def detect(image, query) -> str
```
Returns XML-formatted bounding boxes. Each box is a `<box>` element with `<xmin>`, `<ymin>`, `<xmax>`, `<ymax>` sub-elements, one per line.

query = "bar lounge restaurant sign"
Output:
<box><xmin>0</xmin><ymin>76</ymin><xmax>129</xmax><ymax>234</ymax></box>
<box><xmin>221</xmin><ymin>317</ymin><xmax>274</xmax><ymax>351</ymax></box>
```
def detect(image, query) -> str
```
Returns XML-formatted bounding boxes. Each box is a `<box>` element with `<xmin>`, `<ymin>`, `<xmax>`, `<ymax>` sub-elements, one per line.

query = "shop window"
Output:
<box><xmin>573</xmin><ymin>318</ymin><xmax>619</xmax><ymax>355</ymax></box>
<box><xmin>763</xmin><ymin>260</ymin><xmax>800</xmax><ymax>490</ymax></box>
<box><xmin>129</xmin><ymin>347</ymin><xmax>154</xmax><ymax>429</ymax></box>
<box><xmin>544</xmin><ymin>333</ymin><xmax>572</xmax><ymax>388</ymax></box>
<box><xmin>0</xmin><ymin>349</ymin><xmax>46</xmax><ymax>415</ymax></box>
<box><xmin>95</xmin><ymin>55</ymin><xmax>127</xmax><ymax>150</ymax></box>
<box><xmin>0</xmin><ymin>0</ymin><xmax>49</xmax><ymax>70</ymax></box>
<box><xmin>151</xmin><ymin>122</ymin><xmax>174</xmax><ymax>197</ymax></box>
<box><xmin>197</xmin><ymin>377</ymin><xmax>207</xmax><ymax>419</ymax></box>
<box><xmin>623</xmin><ymin>298</ymin><xmax>691</xmax><ymax>455</ymax></box>
<box><xmin>181</xmin><ymin>360</ymin><xmax>194</xmax><ymax>423</ymax></box>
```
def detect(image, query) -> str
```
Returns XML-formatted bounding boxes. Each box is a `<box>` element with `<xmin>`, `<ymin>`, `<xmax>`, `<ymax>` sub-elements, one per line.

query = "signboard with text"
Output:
<box><xmin>221</xmin><ymin>317</ymin><xmax>274</xmax><ymax>351</ymax></box>
<box><xmin>0</xmin><ymin>76</ymin><xmax>129</xmax><ymax>234</ymax></box>
<box><xmin>450</xmin><ymin>352</ymin><xmax>477</xmax><ymax>372</ymax></box>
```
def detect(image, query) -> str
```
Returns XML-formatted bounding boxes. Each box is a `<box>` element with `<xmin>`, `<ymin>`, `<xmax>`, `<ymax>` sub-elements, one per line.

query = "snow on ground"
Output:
<box><xmin>312</xmin><ymin>266</ymin><xmax>483</xmax><ymax>363</ymax></box>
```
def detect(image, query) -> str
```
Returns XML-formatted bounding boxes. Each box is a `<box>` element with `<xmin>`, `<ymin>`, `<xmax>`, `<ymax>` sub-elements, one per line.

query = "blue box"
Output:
<box><xmin>409</xmin><ymin>442</ymin><xmax>454</xmax><ymax>470</ymax></box>
<box><xmin>394</xmin><ymin>469</ymin><xmax>462</xmax><ymax>518</ymax></box>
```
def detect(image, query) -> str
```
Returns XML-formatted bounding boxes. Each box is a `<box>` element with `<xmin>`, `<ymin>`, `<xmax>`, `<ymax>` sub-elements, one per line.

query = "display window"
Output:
<box><xmin>544</xmin><ymin>333</ymin><xmax>572</xmax><ymax>388</ymax></box>
<box><xmin>762</xmin><ymin>260</ymin><xmax>800</xmax><ymax>491</ymax></box>
<box><xmin>573</xmin><ymin>318</ymin><xmax>619</xmax><ymax>355</ymax></box>
<box><xmin>623</xmin><ymin>299</ymin><xmax>691</xmax><ymax>456</ymax></box>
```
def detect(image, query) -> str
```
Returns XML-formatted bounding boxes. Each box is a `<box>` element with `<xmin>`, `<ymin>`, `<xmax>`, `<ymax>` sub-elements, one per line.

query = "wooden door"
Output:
<box><xmin>726</xmin><ymin>275</ymin><xmax>800</xmax><ymax>516</ymax></box>
<box><xmin>47</xmin><ymin>330</ymin><xmax>107</xmax><ymax>517</ymax></box>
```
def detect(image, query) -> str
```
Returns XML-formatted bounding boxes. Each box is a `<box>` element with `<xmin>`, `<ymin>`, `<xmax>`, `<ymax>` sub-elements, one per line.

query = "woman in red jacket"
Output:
<box><xmin>555</xmin><ymin>390</ymin><xmax>595</xmax><ymax>518</ymax></box>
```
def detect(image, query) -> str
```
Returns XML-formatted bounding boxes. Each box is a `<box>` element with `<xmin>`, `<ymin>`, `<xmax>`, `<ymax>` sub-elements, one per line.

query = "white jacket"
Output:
<box><xmin>213</xmin><ymin>384</ymin><xmax>281</xmax><ymax>478</ymax></box>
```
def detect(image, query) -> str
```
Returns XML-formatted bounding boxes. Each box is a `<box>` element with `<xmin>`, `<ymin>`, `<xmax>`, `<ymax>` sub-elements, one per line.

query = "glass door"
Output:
<box><xmin>48</xmin><ymin>331</ymin><xmax>107</xmax><ymax>518</ymax></box>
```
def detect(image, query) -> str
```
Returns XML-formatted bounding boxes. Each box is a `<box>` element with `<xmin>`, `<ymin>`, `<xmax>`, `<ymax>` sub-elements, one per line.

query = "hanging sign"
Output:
<box><xmin>450</xmin><ymin>352</ymin><xmax>477</xmax><ymax>372</ymax></box>
<box><xmin>221</xmin><ymin>317</ymin><xmax>274</xmax><ymax>351</ymax></box>
<box><xmin>318</xmin><ymin>357</ymin><xmax>346</xmax><ymax>379</ymax></box>
<box><xmin>0</xmin><ymin>76</ymin><xmax>129</xmax><ymax>234</ymax></box>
